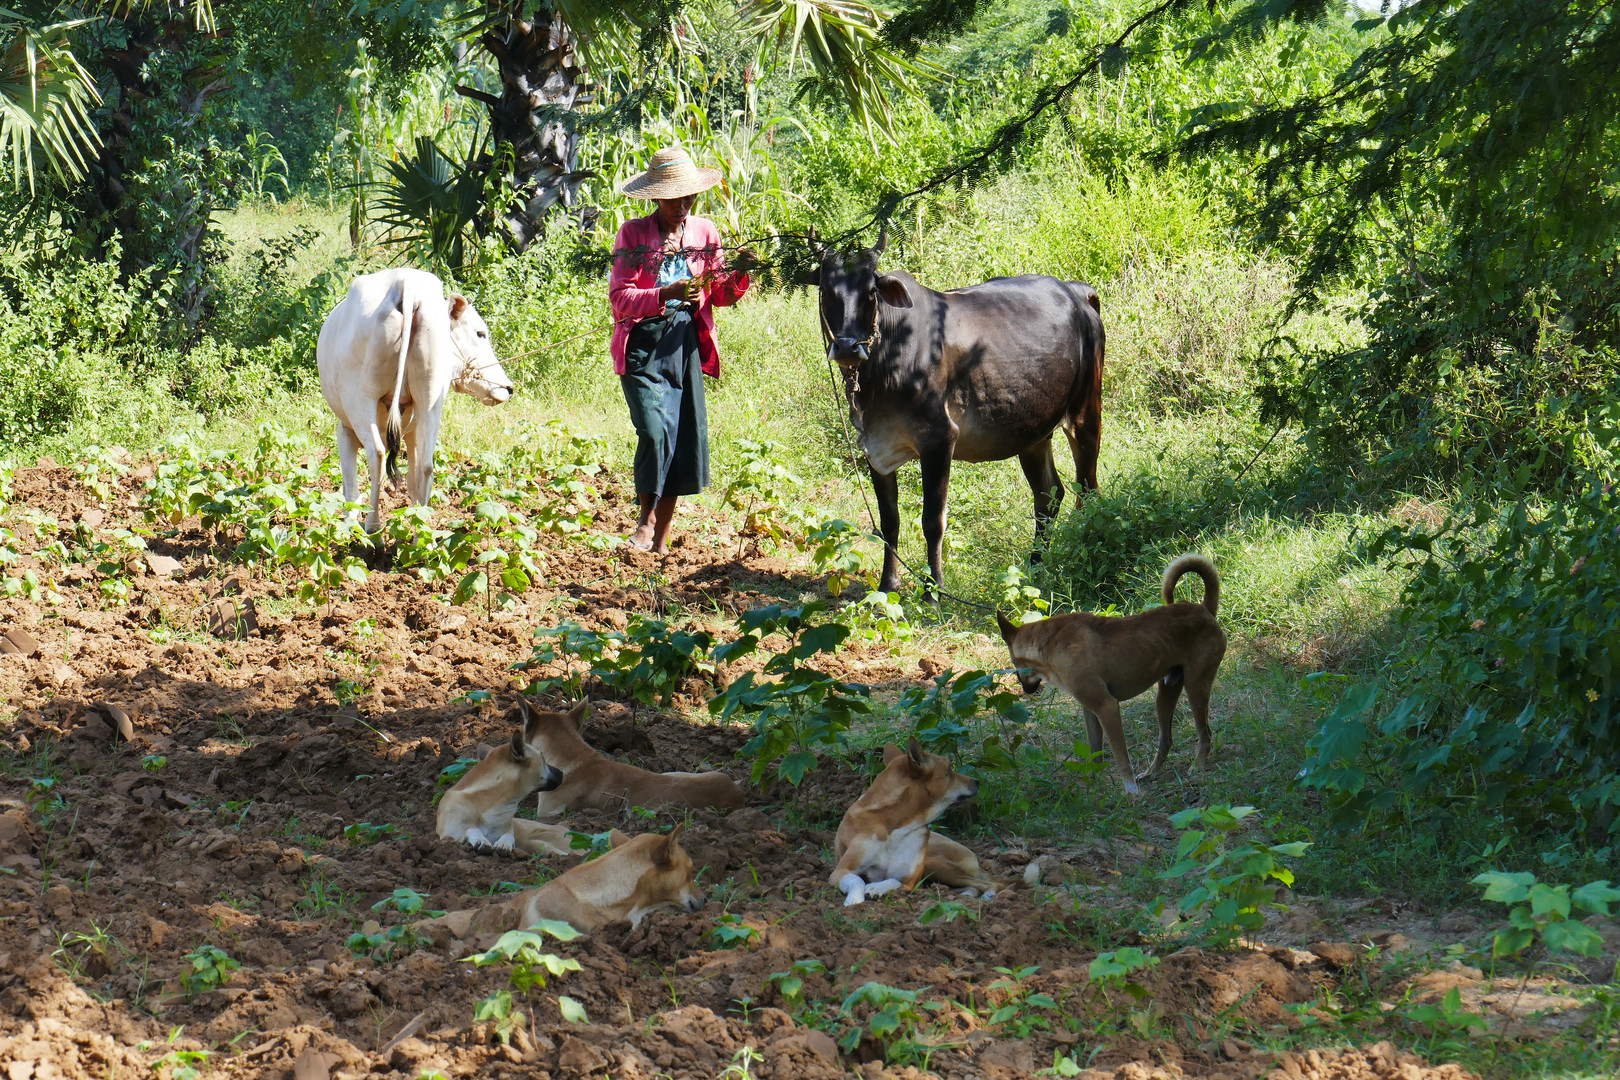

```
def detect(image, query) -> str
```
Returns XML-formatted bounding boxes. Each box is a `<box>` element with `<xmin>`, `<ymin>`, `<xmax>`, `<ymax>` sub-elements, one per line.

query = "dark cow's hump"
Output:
<box><xmin>941</xmin><ymin>273</ymin><xmax>1075</xmax><ymax>300</ymax></box>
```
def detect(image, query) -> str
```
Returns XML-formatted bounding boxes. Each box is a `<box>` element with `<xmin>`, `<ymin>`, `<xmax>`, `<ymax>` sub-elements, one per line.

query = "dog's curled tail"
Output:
<box><xmin>1162</xmin><ymin>554</ymin><xmax>1219</xmax><ymax>616</ymax></box>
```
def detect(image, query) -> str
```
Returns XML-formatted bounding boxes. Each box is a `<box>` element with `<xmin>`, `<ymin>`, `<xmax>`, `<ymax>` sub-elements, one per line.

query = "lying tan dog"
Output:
<box><xmin>830</xmin><ymin>739</ymin><xmax>1004</xmax><ymax>906</ymax></box>
<box><xmin>435</xmin><ymin>727</ymin><xmax>574</xmax><ymax>856</ymax></box>
<box><xmin>514</xmin><ymin>825</ymin><xmax>705</xmax><ymax>932</ymax></box>
<box><xmin>998</xmin><ymin>553</ymin><xmax>1226</xmax><ymax>796</ymax></box>
<box><xmin>522</xmin><ymin>699</ymin><xmax>746</xmax><ymax>815</ymax></box>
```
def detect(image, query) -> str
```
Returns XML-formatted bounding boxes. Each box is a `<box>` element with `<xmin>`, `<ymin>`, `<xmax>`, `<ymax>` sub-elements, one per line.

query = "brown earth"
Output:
<box><xmin>0</xmin><ymin>460</ymin><xmax>1581</xmax><ymax>1079</ymax></box>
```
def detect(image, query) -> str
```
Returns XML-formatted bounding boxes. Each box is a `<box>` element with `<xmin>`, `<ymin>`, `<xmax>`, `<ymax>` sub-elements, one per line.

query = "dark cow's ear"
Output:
<box><xmin>449</xmin><ymin>293</ymin><xmax>469</xmax><ymax>321</ymax></box>
<box><xmin>876</xmin><ymin>274</ymin><xmax>913</xmax><ymax>309</ymax></box>
<box><xmin>510</xmin><ymin>729</ymin><xmax>527</xmax><ymax>761</ymax></box>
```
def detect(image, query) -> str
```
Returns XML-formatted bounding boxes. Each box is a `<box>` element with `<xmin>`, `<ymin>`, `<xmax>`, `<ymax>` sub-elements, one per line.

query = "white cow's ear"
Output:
<box><xmin>449</xmin><ymin>293</ymin><xmax>469</xmax><ymax>321</ymax></box>
<box><xmin>876</xmin><ymin>274</ymin><xmax>913</xmax><ymax>309</ymax></box>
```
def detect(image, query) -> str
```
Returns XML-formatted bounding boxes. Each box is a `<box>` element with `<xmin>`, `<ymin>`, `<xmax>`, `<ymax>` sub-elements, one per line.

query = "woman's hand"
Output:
<box><xmin>658</xmin><ymin>277</ymin><xmax>695</xmax><ymax>304</ymax></box>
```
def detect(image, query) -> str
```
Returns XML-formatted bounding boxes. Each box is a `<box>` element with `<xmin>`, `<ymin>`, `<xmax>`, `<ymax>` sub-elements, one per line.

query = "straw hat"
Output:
<box><xmin>620</xmin><ymin>146</ymin><xmax>722</xmax><ymax>200</ymax></box>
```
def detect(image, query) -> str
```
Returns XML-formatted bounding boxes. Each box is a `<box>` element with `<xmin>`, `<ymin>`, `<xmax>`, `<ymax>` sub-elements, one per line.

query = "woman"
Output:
<box><xmin>609</xmin><ymin>146</ymin><xmax>752</xmax><ymax>553</ymax></box>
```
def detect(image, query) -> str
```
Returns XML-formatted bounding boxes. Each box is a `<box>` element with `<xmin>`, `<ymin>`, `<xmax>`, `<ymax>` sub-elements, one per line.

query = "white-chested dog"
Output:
<box><xmin>436</xmin><ymin>726</ymin><xmax>572</xmax><ymax>856</ymax></box>
<box><xmin>829</xmin><ymin>739</ymin><xmax>1005</xmax><ymax>906</ymax></box>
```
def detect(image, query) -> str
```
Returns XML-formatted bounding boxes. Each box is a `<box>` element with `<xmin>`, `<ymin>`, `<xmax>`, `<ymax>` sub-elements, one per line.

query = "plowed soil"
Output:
<box><xmin>0</xmin><ymin>459</ymin><xmax>1555</xmax><ymax>1079</ymax></box>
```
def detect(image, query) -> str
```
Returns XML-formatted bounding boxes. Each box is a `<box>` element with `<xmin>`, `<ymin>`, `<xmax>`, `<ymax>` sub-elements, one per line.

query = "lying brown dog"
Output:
<box><xmin>522</xmin><ymin>699</ymin><xmax>746</xmax><ymax>815</ymax></box>
<box><xmin>830</xmin><ymin>739</ymin><xmax>1003</xmax><ymax>905</ymax></box>
<box><xmin>514</xmin><ymin>825</ymin><xmax>705</xmax><ymax>932</ymax></box>
<box><xmin>998</xmin><ymin>553</ymin><xmax>1226</xmax><ymax>796</ymax></box>
<box><xmin>435</xmin><ymin>727</ymin><xmax>573</xmax><ymax>856</ymax></box>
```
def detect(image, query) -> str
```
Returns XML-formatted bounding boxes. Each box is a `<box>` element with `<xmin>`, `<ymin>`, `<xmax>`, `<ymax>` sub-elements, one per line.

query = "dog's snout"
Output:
<box><xmin>538</xmin><ymin>764</ymin><xmax>563</xmax><ymax>792</ymax></box>
<box><xmin>685</xmin><ymin>892</ymin><xmax>707</xmax><ymax>913</ymax></box>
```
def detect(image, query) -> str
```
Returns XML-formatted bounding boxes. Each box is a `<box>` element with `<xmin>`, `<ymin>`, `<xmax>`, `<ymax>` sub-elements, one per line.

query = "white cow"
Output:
<box><xmin>316</xmin><ymin>269</ymin><xmax>514</xmax><ymax>530</ymax></box>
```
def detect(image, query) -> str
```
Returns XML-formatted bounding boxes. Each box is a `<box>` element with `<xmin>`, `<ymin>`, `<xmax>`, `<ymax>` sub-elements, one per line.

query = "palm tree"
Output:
<box><xmin>0</xmin><ymin>9</ymin><xmax>101</xmax><ymax>192</ymax></box>
<box><xmin>446</xmin><ymin>0</ymin><xmax>929</xmax><ymax>252</ymax></box>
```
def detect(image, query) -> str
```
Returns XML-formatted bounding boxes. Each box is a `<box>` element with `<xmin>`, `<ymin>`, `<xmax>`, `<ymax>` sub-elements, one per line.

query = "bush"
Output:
<box><xmin>1299</xmin><ymin>473</ymin><xmax>1620</xmax><ymax>842</ymax></box>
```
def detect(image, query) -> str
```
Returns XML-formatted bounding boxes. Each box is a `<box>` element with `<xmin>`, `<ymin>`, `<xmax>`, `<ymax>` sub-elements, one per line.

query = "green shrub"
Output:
<box><xmin>1299</xmin><ymin>475</ymin><xmax>1620</xmax><ymax>841</ymax></box>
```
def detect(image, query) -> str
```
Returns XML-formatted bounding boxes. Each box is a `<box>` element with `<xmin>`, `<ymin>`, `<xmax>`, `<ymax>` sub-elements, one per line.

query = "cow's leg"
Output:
<box><xmin>407</xmin><ymin>402</ymin><xmax>443</xmax><ymax>510</ymax></box>
<box><xmin>1018</xmin><ymin>438</ymin><xmax>1063</xmax><ymax>564</ymax></box>
<box><xmin>357</xmin><ymin>421</ymin><xmax>386</xmax><ymax>532</ymax></box>
<box><xmin>335</xmin><ymin>420</ymin><xmax>362</xmax><ymax>513</ymax></box>
<box><xmin>918</xmin><ymin>445</ymin><xmax>953</xmax><ymax>594</ymax></box>
<box><xmin>871</xmin><ymin>466</ymin><xmax>904</xmax><ymax>594</ymax></box>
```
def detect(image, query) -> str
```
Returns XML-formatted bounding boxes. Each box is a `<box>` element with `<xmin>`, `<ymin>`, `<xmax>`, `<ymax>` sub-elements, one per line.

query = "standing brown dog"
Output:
<box><xmin>998</xmin><ymin>554</ymin><xmax>1225</xmax><ymax>796</ymax></box>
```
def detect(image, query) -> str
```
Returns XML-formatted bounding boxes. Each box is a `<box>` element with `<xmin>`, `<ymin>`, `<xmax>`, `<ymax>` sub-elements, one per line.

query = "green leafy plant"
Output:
<box><xmin>709</xmin><ymin>601</ymin><xmax>871</xmax><ymax>786</ymax></box>
<box><xmin>806</xmin><ymin>517</ymin><xmax>876</xmax><ymax>597</ymax></box>
<box><xmin>985</xmin><ymin>964</ymin><xmax>1057</xmax><ymax>1036</ymax></box>
<box><xmin>148</xmin><ymin>1026</ymin><xmax>210</xmax><ymax>1080</ymax></box>
<box><xmin>1473</xmin><ymin>872</ymin><xmax>1620</xmax><ymax>958</ymax></box>
<box><xmin>835</xmin><ymin>981</ymin><xmax>938</xmax><ymax>1066</ymax></box>
<box><xmin>1087</xmin><ymin>947</ymin><xmax>1160</xmax><ymax>1003</ymax></box>
<box><xmin>765</xmin><ymin>958</ymin><xmax>828</xmax><ymax>1011</ymax></box>
<box><xmin>463</xmin><ymin>923</ymin><xmax>584</xmax><ymax>1046</ymax></box>
<box><xmin>918</xmin><ymin>900</ymin><xmax>977</xmax><ymax>925</ymax></box>
<box><xmin>1156</xmin><ymin>805</ymin><xmax>1309</xmax><ymax>948</ymax></box>
<box><xmin>722</xmin><ymin>438</ymin><xmax>806</xmax><ymax>552</ymax></box>
<box><xmin>343</xmin><ymin>822</ymin><xmax>396</xmax><ymax>845</ymax></box>
<box><xmin>141</xmin><ymin>755</ymin><xmax>166</xmax><ymax>773</ymax></box>
<box><xmin>710</xmin><ymin>913</ymin><xmax>761</xmax><ymax>948</ymax></box>
<box><xmin>179</xmin><ymin>945</ymin><xmax>240</xmax><ymax>999</ymax></box>
<box><xmin>1403</xmin><ymin>985</ymin><xmax>1488</xmax><ymax>1039</ymax></box>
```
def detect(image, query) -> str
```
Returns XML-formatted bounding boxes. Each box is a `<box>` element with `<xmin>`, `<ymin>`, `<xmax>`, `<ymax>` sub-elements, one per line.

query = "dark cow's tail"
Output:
<box><xmin>385</xmin><ymin>279</ymin><xmax>420</xmax><ymax>481</ymax></box>
<box><xmin>1071</xmin><ymin>282</ymin><xmax>1104</xmax><ymax>490</ymax></box>
<box><xmin>1163</xmin><ymin>554</ymin><xmax>1219</xmax><ymax>617</ymax></box>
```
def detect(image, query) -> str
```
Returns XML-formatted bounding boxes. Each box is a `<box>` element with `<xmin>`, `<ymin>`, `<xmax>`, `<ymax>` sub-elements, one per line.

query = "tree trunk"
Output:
<box><xmin>459</xmin><ymin>2</ymin><xmax>595</xmax><ymax>252</ymax></box>
<box><xmin>84</xmin><ymin>16</ymin><xmax>231</xmax><ymax>324</ymax></box>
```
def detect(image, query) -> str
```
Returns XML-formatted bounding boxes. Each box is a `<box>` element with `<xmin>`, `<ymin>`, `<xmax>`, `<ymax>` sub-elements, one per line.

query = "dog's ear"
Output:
<box><xmin>881</xmin><ymin>743</ymin><xmax>905</xmax><ymax>766</ymax></box>
<box><xmin>564</xmin><ymin>699</ymin><xmax>588</xmax><ymax>730</ymax></box>
<box><xmin>509</xmin><ymin>729</ymin><xmax>527</xmax><ymax>761</ymax></box>
<box><xmin>996</xmin><ymin>611</ymin><xmax>1021</xmax><ymax>642</ymax></box>
<box><xmin>906</xmin><ymin>737</ymin><xmax>925</xmax><ymax>768</ymax></box>
<box><xmin>608</xmin><ymin>828</ymin><xmax>633</xmax><ymax>849</ymax></box>
<box><xmin>518</xmin><ymin>696</ymin><xmax>537</xmax><ymax>737</ymax></box>
<box><xmin>475</xmin><ymin>741</ymin><xmax>496</xmax><ymax>761</ymax></box>
<box><xmin>653</xmin><ymin>823</ymin><xmax>685</xmax><ymax>868</ymax></box>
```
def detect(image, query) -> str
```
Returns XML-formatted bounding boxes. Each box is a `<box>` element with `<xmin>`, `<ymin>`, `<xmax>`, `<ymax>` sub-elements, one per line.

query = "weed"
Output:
<box><xmin>986</xmin><ymin>964</ymin><xmax>1058</xmax><ymax>1036</ymax></box>
<box><xmin>146</xmin><ymin>1026</ymin><xmax>210</xmax><ymax>1080</ymax></box>
<box><xmin>765</xmin><ymin>958</ymin><xmax>828</xmax><ymax>1011</ymax></box>
<box><xmin>464</xmin><ymin>923</ymin><xmax>584</xmax><ymax>1046</ymax></box>
<box><xmin>917</xmin><ymin>900</ymin><xmax>977</xmax><ymax>925</ymax></box>
<box><xmin>710</xmin><ymin>913</ymin><xmax>760</xmax><ymax>949</ymax></box>
<box><xmin>342</xmin><ymin>821</ymin><xmax>395</xmax><ymax>845</ymax></box>
<box><xmin>709</xmin><ymin>601</ymin><xmax>871</xmax><ymax>786</ymax></box>
<box><xmin>179</xmin><ymin>944</ymin><xmax>239</xmax><ymax>999</ymax></box>
<box><xmin>1156</xmin><ymin>805</ymin><xmax>1309</xmax><ymax>948</ymax></box>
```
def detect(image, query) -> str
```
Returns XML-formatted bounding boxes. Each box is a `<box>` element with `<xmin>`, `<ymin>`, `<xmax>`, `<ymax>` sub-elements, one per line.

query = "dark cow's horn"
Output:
<box><xmin>874</xmin><ymin>222</ymin><xmax>888</xmax><ymax>256</ymax></box>
<box><xmin>807</xmin><ymin>225</ymin><xmax>825</xmax><ymax>260</ymax></box>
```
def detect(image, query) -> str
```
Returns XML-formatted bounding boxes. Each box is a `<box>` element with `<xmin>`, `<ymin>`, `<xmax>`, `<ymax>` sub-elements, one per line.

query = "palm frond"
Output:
<box><xmin>0</xmin><ymin>15</ymin><xmax>101</xmax><ymax>192</ymax></box>
<box><xmin>368</xmin><ymin>133</ymin><xmax>491</xmax><ymax>272</ymax></box>
<box><xmin>737</xmin><ymin>0</ymin><xmax>941</xmax><ymax>141</ymax></box>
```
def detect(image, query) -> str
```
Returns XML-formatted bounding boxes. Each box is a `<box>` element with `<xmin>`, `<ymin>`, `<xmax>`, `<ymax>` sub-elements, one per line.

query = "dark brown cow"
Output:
<box><xmin>813</xmin><ymin>231</ymin><xmax>1104</xmax><ymax>593</ymax></box>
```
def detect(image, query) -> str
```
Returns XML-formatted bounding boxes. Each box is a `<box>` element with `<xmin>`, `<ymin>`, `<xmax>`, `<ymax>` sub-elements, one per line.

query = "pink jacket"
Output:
<box><xmin>609</xmin><ymin>213</ymin><xmax>750</xmax><ymax>378</ymax></box>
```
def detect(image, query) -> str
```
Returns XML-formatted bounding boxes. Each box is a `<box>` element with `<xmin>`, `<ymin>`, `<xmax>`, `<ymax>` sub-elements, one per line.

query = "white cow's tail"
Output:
<box><xmin>385</xmin><ymin>279</ymin><xmax>420</xmax><ymax>481</ymax></box>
